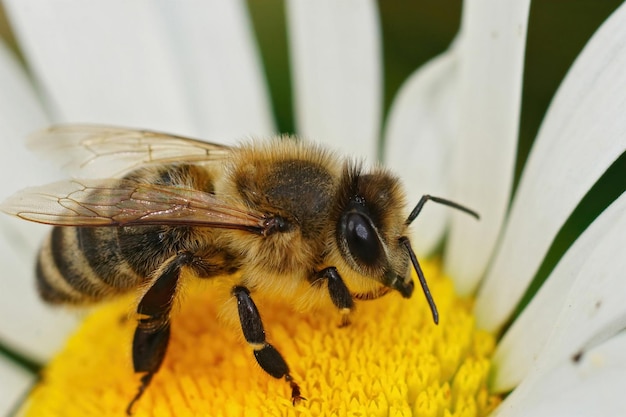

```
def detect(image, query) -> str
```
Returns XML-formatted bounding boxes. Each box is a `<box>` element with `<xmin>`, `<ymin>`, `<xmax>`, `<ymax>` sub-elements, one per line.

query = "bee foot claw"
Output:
<box><xmin>286</xmin><ymin>375</ymin><xmax>304</xmax><ymax>405</ymax></box>
<box><xmin>292</xmin><ymin>395</ymin><xmax>306</xmax><ymax>405</ymax></box>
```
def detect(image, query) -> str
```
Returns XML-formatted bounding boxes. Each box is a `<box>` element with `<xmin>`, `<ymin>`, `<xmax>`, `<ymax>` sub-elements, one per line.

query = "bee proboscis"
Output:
<box><xmin>1</xmin><ymin>125</ymin><xmax>479</xmax><ymax>414</ymax></box>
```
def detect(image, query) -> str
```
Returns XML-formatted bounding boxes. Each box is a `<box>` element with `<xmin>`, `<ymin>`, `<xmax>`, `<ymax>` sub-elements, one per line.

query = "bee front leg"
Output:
<box><xmin>126</xmin><ymin>252</ymin><xmax>197</xmax><ymax>415</ymax></box>
<box><xmin>232</xmin><ymin>286</ymin><xmax>304</xmax><ymax>405</ymax></box>
<box><xmin>315</xmin><ymin>267</ymin><xmax>354</xmax><ymax>327</ymax></box>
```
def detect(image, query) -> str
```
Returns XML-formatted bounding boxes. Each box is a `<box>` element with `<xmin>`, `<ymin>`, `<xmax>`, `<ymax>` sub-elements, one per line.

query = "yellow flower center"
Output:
<box><xmin>22</xmin><ymin>260</ymin><xmax>500</xmax><ymax>416</ymax></box>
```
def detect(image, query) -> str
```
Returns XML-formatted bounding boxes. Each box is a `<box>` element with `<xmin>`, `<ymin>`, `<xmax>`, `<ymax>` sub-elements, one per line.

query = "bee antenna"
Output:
<box><xmin>400</xmin><ymin>236</ymin><xmax>438</xmax><ymax>324</ymax></box>
<box><xmin>401</xmin><ymin>195</ymin><xmax>479</xmax><ymax>325</ymax></box>
<box><xmin>405</xmin><ymin>195</ymin><xmax>480</xmax><ymax>225</ymax></box>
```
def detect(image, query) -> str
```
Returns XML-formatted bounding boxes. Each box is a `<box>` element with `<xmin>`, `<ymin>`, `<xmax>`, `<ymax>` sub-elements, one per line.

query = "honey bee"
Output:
<box><xmin>1</xmin><ymin>125</ymin><xmax>479</xmax><ymax>414</ymax></box>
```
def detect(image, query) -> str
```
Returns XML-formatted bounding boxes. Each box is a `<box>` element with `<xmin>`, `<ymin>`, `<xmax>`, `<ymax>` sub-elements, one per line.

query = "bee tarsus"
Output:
<box><xmin>125</xmin><ymin>372</ymin><xmax>154</xmax><ymax>416</ymax></box>
<box><xmin>285</xmin><ymin>374</ymin><xmax>305</xmax><ymax>405</ymax></box>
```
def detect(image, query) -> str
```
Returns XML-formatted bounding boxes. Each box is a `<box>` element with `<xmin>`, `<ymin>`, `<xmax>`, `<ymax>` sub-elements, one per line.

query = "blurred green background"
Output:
<box><xmin>0</xmin><ymin>1</ymin><xmax>624</xmax><ymax>327</ymax></box>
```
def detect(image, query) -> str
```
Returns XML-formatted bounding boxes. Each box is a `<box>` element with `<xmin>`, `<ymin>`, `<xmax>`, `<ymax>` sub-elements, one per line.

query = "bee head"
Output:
<box><xmin>332</xmin><ymin>164</ymin><xmax>482</xmax><ymax>325</ymax></box>
<box><xmin>334</xmin><ymin>165</ymin><xmax>415</xmax><ymax>296</ymax></box>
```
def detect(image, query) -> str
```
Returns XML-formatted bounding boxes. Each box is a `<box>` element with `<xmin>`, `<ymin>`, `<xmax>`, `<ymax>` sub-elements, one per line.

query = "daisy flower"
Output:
<box><xmin>0</xmin><ymin>1</ymin><xmax>625</xmax><ymax>416</ymax></box>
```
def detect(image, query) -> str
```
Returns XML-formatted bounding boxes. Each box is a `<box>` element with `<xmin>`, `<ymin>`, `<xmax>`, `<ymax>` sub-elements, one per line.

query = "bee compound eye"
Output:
<box><xmin>343</xmin><ymin>212</ymin><xmax>382</xmax><ymax>266</ymax></box>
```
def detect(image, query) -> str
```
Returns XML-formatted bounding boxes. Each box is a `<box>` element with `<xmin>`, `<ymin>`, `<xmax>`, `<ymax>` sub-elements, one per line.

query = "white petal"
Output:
<box><xmin>444</xmin><ymin>0</ymin><xmax>531</xmax><ymax>295</ymax></box>
<box><xmin>0</xmin><ymin>41</ymin><xmax>80</xmax><ymax>362</ymax></box>
<box><xmin>6</xmin><ymin>1</ymin><xmax>274</xmax><ymax>140</ymax></box>
<box><xmin>286</xmin><ymin>0</ymin><xmax>382</xmax><ymax>161</ymax></box>
<box><xmin>492</xmin><ymin>191</ymin><xmax>626</xmax><ymax>392</ymax></box>
<box><xmin>476</xmin><ymin>2</ymin><xmax>626</xmax><ymax>331</ymax></box>
<box><xmin>0</xmin><ymin>356</ymin><xmax>35</xmax><ymax>416</ymax></box>
<box><xmin>0</xmin><ymin>41</ymin><xmax>55</xmax><ymax>197</ymax></box>
<box><xmin>383</xmin><ymin>47</ymin><xmax>460</xmax><ymax>255</ymax></box>
<box><xmin>4</xmin><ymin>0</ymin><xmax>192</xmax><ymax>133</ymax></box>
<box><xmin>0</xmin><ymin>42</ymin><xmax>58</xmax><ymax>200</ymax></box>
<box><xmin>493</xmin><ymin>331</ymin><xmax>626</xmax><ymax>417</ymax></box>
<box><xmin>146</xmin><ymin>0</ymin><xmax>275</xmax><ymax>142</ymax></box>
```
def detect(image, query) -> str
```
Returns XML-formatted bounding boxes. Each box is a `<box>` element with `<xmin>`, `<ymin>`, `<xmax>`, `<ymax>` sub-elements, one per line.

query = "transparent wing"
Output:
<box><xmin>27</xmin><ymin>125</ymin><xmax>232</xmax><ymax>178</ymax></box>
<box><xmin>1</xmin><ymin>179</ymin><xmax>269</xmax><ymax>234</ymax></box>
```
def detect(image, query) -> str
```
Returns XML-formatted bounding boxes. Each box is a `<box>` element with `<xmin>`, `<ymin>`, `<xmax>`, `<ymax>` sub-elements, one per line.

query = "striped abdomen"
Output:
<box><xmin>36</xmin><ymin>215</ymin><xmax>223</xmax><ymax>304</ymax></box>
<box><xmin>37</xmin><ymin>225</ymin><xmax>149</xmax><ymax>304</ymax></box>
<box><xmin>36</xmin><ymin>163</ymin><xmax>220</xmax><ymax>304</ymax></box>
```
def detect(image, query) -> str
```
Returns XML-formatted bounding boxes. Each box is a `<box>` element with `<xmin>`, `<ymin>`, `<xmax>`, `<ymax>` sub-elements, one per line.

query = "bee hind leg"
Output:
<box><xmin>126</xmin><ymin>324</ymin><xmax>170</xmax><ymax>415</ymax></box>
<box><xmin>232</xmin><ymin>285</ymin><xmax>305</xmax><ymax>405</ymax></box>
<box><xmin>126</xmin><ymin>251</ymin><xmax>199</xmax><ymax>415</ymax></box>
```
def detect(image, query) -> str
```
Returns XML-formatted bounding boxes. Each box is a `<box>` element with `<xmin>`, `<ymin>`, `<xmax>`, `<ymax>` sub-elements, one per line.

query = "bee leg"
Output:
<box><xmin>126</xmin><ymin>325</ymin><xmax>169</xmax><ymax>415</ymax></box>
<box><xmin>232</xmin><ymin>286</ymin><xmax>305</xmax><ymax>405</ymax></box>
<box><xmin>316</xmin><ymin>267</ymin><xmax>354</xmax><ymax>327</ymax></box>
<box><xmin>126</xmin><ymin>252</ymin><xmax>195</xmax><ymax>415</ymax></box>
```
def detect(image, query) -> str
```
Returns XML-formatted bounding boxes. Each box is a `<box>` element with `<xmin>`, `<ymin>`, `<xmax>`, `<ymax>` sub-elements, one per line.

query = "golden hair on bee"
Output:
<box><xmin>0</xmin><ymin>125</ymin><xmax>479</xmax><ymax>414</ymax></box>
